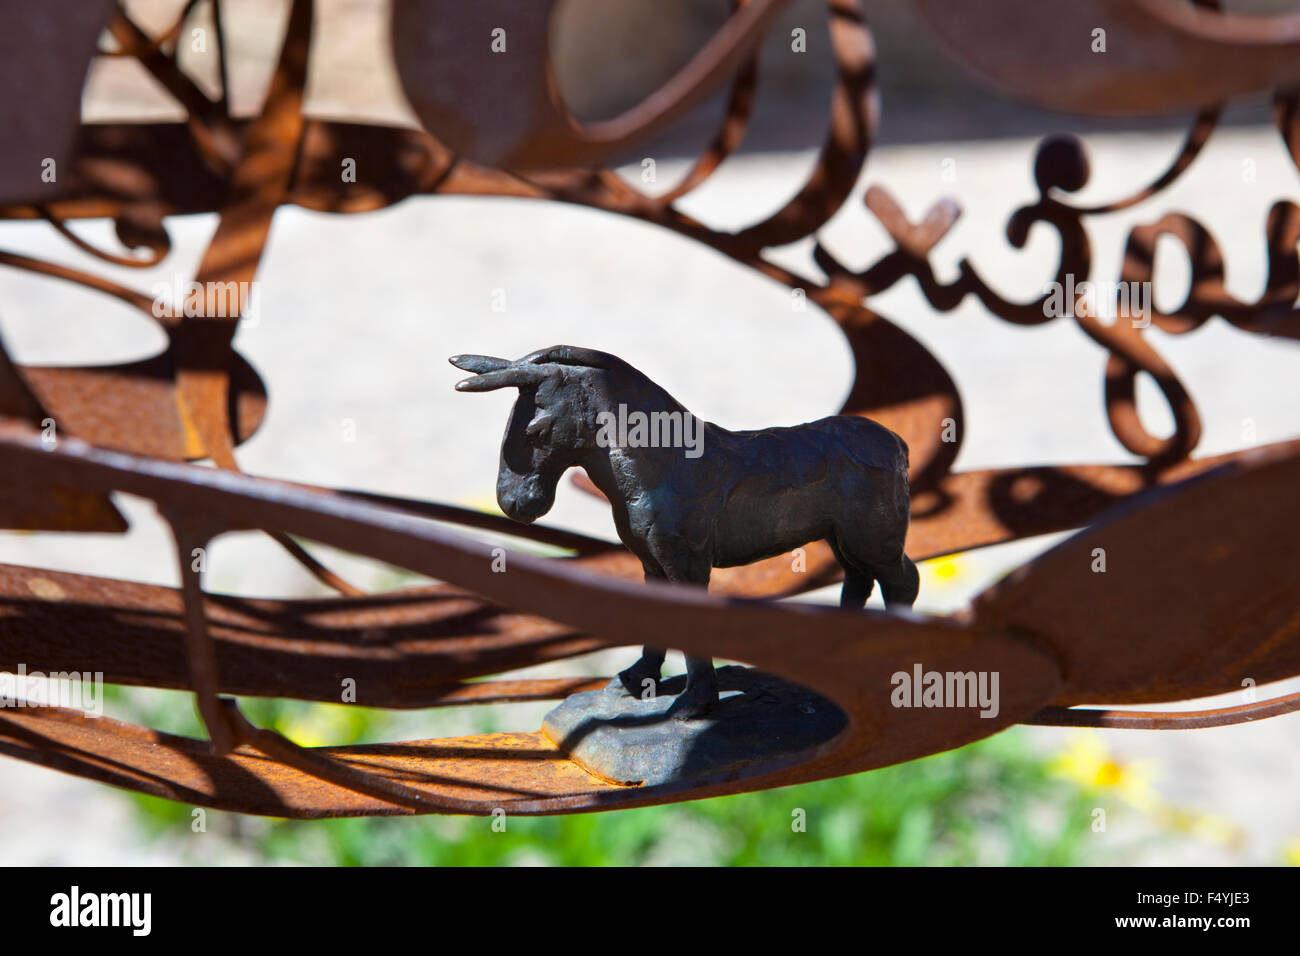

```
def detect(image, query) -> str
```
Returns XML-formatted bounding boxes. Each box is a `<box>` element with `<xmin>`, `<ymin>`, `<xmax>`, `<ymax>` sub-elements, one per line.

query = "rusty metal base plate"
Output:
<box><xmin>541</xmin><ymin>666</ymin><xmax>848</xmax><ymax>786</ymax></box>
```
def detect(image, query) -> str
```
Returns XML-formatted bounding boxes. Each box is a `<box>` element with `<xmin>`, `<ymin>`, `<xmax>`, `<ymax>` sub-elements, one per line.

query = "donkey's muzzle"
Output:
<box><xmin>498</xmin><ymin>477</ymin><xmax>554</xmax><ymax>524</ymax></box>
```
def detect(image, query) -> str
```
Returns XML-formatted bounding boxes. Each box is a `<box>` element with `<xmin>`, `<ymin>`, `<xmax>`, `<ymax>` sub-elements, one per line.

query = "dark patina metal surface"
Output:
<box><xmin>451</xmin><ymin>346</ymin><xmax>917</xmax><ymax>719</ymax></box>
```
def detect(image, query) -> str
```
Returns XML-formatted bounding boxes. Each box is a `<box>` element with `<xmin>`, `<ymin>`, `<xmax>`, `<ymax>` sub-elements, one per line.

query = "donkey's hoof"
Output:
<box><xmin>666</xmin><ymin>685</ymin><xmax>717</xmax><ymax>721</ymax></box>
<box><xmin>614</xmin><ymin>664</ymin><xmax>661</xmax><ymax>700</ymax></box>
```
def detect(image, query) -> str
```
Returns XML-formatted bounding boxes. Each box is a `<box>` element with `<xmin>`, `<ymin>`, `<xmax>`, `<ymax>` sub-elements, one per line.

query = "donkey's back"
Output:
<box><xmin>705</xmin><ymin>415</ymin><xmax>910</xmax><ymax>567</ymax></box>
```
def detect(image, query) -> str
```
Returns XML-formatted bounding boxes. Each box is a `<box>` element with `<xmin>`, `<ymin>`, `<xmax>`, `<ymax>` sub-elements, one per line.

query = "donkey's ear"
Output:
<box><xmin>520</xmin><ymin>345</ymin><xmax>621</xmax><ymax>369</ymax></box>
<box><xmin>454</xmin><ymin>366</ymin><xmax>552</xmax><ymax>392</ymax></box>
<box><xmin>449</xmin><ymin>354</ymin><xmax>510</xmax><ymax>374</ymax></box>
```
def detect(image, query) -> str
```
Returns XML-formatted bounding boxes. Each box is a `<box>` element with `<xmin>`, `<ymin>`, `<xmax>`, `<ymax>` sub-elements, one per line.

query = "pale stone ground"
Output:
<box><xmin>1</xmin><ymin>113</ymin><xmax>1299</xmax><ymax>863</ymax></box>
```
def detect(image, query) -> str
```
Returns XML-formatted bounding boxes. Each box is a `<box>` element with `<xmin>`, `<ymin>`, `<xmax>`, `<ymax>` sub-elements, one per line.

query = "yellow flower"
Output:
<box><xmin>1049</xmin><ymin>731</ymin><xmax>1157</xmax><ymax>811</ymax></box>
<box><xmin>1155</xmin><ymin>806</ymin><xmax>1245</xmax><ymax>849</ymax></box>
<box><xmin>1282</xmin><ymin>837</ymin><xmax>1300</xmax><ymax>866</ymax></box>
<box><xmin>277</xmin><ymin>704</ymin><xmax>371</xmax><ymax>748</ymax></box>
<box><xmin>279</xmin><ymin>714</ymin><xmax>329</xmax><ymax>748</ymax></box>
<box><xmin>1051</xmin><ymin>731</ymin><xmax>1246</xmax><ymax>847</ymax></box>
<box><xmin>925</xmin><ymin>554</ymin><xmax>963</xmax><ymax>584</ymax></box>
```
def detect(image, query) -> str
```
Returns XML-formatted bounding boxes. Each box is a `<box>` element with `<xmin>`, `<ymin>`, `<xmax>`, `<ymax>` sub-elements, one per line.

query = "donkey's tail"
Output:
<box><xmin>881</xmin><ymin>553</ymin><xmax>921</xmax><ymax>610</ymax></box>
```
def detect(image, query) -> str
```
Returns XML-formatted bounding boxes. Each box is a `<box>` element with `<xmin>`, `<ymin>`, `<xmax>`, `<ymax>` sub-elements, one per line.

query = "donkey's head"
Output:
<box><xmin>450</xmin><ymin>346</ymin><xmax>622</xmax><ymax>523</ymax></box>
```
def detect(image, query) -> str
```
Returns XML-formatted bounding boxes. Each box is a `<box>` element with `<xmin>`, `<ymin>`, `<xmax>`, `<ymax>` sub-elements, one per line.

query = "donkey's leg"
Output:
<box><xmin>616</xmin><ymin>563</ymin><xmax>669</xmax><ymax>698</ymax></box>
<box><xmin>659</xmin><ymin>553</ymin><xmax>717</xmax><ymax>721</ymax></box>
<box><xmin>669</xmin><ymin>653</ymin><xmax>719</xmax><ymax>721</ymax></box>
<box><xmin>875</xmin><ymin>554</ymin><xmax>920</xmax><ymax>611</ymax></box>
<box><xmin>829</xmin><ymin>539</ymin><xmax>875</xmax><ymax>610</ymax></box>
<box><xmin>617</xmin><ymin>647</ymin><xmax>666</xmax><ymax>699</ymax></box>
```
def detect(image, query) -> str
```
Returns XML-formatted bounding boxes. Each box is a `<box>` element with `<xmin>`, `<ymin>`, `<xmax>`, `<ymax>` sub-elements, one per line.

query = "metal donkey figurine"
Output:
<box><xmin>451</xmin><ymin>346</ymin><xmax>919</xmax><ymax>719</ymax></box>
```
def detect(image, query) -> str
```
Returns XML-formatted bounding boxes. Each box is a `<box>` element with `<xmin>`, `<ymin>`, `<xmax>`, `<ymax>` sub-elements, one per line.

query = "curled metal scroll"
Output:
<box><xmin>912</xmin><ymin>0</ymin><xmax>1300</xmax><ymax>115</ymax></box>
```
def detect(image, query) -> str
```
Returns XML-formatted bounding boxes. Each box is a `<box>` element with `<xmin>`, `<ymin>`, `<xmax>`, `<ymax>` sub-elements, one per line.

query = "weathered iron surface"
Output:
<box><xmin>0</xmin><ymin>0</ymin><xmax>1296</xmax><ymax>815</ymax></box>
<box><xmin>0</xmin><ymin>426</ymin><xmax>1294</xmax><ymax>815</ymax></box>
<box><xmin>975</xmin><ymin>445</ymin><xmax>1300</xmax><ymax>706</ymax></box>
<box><xmin>391</xmin><ymin>0</ymin><xmax>793</xmax><ymax>168</ymax></box>
<box><xmin>0</xmin><ymin>0</ymin><xmax>115</xmax><ymax>202</ymax></box>
<box><xmin>913</xmin><ymin>0</ymin><xmax>1300</xmax><ymax>115</ymax></box>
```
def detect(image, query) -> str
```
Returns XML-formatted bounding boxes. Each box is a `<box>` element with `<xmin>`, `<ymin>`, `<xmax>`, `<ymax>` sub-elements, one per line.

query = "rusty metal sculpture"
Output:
<box><xmin>451</xmin><ymin>345</ymin><xmax>917</xmax><ymax>720</ymax></box>
<box><xmin>0</xmin><ymin>0</ymin><xmax>1297</xmax><ymax>817</ymax></box>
